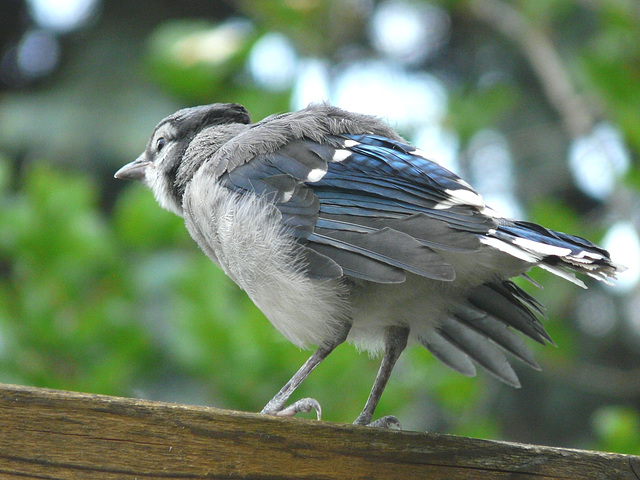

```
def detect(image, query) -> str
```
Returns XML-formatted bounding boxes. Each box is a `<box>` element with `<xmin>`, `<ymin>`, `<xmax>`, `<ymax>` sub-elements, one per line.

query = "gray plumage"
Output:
<box><xmin>115</xmin><ymin>102</ymin><xmax>623</xmax><ymax>425</ymax></box>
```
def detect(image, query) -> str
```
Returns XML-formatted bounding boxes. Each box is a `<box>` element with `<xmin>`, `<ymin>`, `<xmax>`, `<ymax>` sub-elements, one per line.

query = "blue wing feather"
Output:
<box><xmin>344</xmin><ymin>134</ymin><xmax>472</xmax><ymax>193</ymax></box>
<box><xmin>219</xmin><ymin>133</ymin><xmax>492</xmax><ymax>282</ymax></box>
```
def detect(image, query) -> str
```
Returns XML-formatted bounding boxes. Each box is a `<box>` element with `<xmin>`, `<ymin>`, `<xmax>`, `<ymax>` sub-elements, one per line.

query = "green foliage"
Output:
<box><xmin>114</xmin><ymin>184</ymin><xmax>189</xmax><ymax>250</ymax></box>
<box><xmin>0</xmin><ymin>162</ymin><xmax>153</xmax><ymax>392</ymax></box>
<box><xmin>529</xmin><ymin>199</ymin><xmax>582</xmax><ymax>236</ymax></box>
<box><xmin>235</xmin><ymin>0</ymin><xmax>353</xmax><ymax>56</ymax></box>
<box><xmin>448</xmin><ymin>84</ymin><xmax>520</xmax><ymax>142</ymax></box>
<box><xmin>577</xmin><ymin>4</ymin><xmax>640</xmax><ymax>152</ymax></box>
<box><xmin>146</xmin><ymin>19</ymin><xmax>257</xmax><ymax>103</ymax></box>
<box><xmin>592</xmin><ymin>406</ymin><xmax>640</xmax><ymax>455</ymax></box>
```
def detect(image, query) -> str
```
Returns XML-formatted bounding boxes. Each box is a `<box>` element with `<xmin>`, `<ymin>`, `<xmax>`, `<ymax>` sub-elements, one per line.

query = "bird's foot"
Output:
<box><xmin>354</xmin><ymin>414</ymin><xmax>402</xmax><ymax>429</ymax></box>
<box><xmin>261</xmin><ymin>398</ymin><xmax>322</xmax><ymax>421</ymax></box>
<box><xmin>368</xmin><ymin>415</ymin><xmax>402</xmax><ymax>429</ymax></box>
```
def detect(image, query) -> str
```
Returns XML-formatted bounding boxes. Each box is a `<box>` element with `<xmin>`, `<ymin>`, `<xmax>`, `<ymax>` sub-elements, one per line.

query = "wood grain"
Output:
<box><xmin>0</xmin><ymin>383</ymin><xmax>638</xmax><ymax>479</ymax></box>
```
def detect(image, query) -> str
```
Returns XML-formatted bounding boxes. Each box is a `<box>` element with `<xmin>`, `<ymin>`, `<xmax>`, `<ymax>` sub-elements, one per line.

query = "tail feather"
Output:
<box><xmin>469</xmin><ymin>282</ymin><xmax>553</xmax><ymax>345</ymax></box>
<box><xmin>452</xmin><ymin>305</ymin><xmax>541</xmax><ymax>370</ymax></box>
<box><xmin>424</xmin><ymin>218</ymin><xmax>624</xmax><ymax>388</ymax></box>
<box><xmin>419</xmin><ymin>330</ymin><xmax>477</xmax><ymax>378</ymax></box>
<box><xmin>438</xmin><ymin>315</ymin><xmax>521</xmax><ymax>387</ymax></box>
<box><xmin>489</xmin><ymin>220</ymin><xmax>623</xmax><ymax>285</ymax></box>
<box><xmin>419</xmin><ymin>279</ymin><xmax>551</xmax><ymax>388</ymax></box>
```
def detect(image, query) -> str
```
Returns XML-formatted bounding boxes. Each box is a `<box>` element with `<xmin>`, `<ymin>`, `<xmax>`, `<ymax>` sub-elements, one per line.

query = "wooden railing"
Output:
<box><xmin>1</xmin><ymin>383</ymin><xmax>638</xmax><ymax>479</ymax></box>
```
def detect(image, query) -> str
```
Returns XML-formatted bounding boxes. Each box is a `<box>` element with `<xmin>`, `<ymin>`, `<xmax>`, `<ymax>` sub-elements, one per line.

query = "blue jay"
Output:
<box><xmin>115</xmin><ymin>103</ymin><xmax>622</xmax><ymax>427</ymax></box>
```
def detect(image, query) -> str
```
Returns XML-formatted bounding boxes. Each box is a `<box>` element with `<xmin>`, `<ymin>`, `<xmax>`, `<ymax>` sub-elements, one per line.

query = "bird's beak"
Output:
<box><xmin>114</xmin><ymin>155</ymin><xmax>151</xmax><ymax>181</ymax></box>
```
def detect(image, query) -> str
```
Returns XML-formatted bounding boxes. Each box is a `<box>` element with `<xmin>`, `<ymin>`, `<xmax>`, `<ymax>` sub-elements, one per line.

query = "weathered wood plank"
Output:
<box><xmin>0</xmin><ymin>383</ymin><xmax>638</xmax><ymax>479</ymax></box>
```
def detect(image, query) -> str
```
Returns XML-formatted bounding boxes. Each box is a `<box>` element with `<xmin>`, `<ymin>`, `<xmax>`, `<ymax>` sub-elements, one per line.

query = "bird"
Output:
<box><xmin>115</xmin><ymin>102</ymin><xmax>623</xmax><ymax>428</ymax></box>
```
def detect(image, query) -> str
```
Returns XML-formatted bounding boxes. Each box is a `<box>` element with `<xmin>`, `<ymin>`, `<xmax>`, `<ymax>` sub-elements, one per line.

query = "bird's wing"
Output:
<box><xmin>219</xmin><ymin>134</ymin><xmax>497</xmax><ymax>283</ymax></box>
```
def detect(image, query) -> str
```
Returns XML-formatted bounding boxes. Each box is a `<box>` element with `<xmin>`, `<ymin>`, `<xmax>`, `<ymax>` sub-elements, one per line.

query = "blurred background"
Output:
<box><xmin>1</xmin><ymin>0</ymin><xmax>639</xmax><ymax>453</ymax></box>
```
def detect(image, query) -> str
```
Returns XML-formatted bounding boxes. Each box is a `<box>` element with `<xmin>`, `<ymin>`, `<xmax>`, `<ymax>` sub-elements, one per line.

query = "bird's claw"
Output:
<box><xmin>367</xmin><ymin>415</ymin><xmax>402</xmax><ymax>429</ymax></box>
<box><xmin>354</xmin><ymin>414</ymin><xmax>402</xmax><ymax>429</ymax></box>
<box><xmin>263</xmin><ymin>398</ymin><xmax>322</xmax><ymax>421</ymax></box>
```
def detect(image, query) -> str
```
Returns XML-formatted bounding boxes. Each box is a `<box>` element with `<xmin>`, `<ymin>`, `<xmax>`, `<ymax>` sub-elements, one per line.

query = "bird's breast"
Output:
<box><xmin>183</xmin><ymin>173</ymin><xmax>349</xmax><ymax>347</ymax></box>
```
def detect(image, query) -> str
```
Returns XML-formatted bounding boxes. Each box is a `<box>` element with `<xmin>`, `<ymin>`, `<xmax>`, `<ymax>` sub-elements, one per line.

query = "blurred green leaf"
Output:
<box><xmin>236</xmin><ymin>0</ymin><xmax>363</xmax><ymax>56</ymax></box>
<box><xmin>0</xmin><ymin>163</ymin><xmax>157</xmax><ymax>393</ymax></box>
<box><xmin>529</xmin><ymin>198</ymin><xmax>581</xmax><ymax>234</ymax></box>
<box><xmin>146</xmin><ymin>19</ymin><xmax>256</xmax><ymax>102</ymax></box>
<box><xmin>592</xmin><ymin>406</ymin><xmax>640</xmax><ymax>454</ymax></box>
<box><xmin>580</xmin><ymin>57</ymin><xmax>640</xmax><ymax>151</ymax></box>
<box><xmin>113</xmin><ymin>184</ymin><xmax>189</xmax><ymax>249</ymax></box>
<box><xmin>448</xmin><ymin>84</ymin><xmax>520</xmax><ymax>142</ymax></box>
<box><xmin>577</xmin><ymin>4</ymin><xmax>640</xmax><ymax>152</ymax></box>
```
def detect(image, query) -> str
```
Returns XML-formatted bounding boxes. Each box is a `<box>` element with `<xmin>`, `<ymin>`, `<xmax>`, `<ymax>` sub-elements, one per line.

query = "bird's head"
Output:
<box><xmin>115</xmin><ymin>103</ymin><xmax>251</xmax><ymax>215</ymax></box>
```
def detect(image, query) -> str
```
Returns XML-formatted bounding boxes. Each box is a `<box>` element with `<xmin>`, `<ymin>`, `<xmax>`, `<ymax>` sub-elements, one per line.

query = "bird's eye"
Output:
<box><xmin>156</xmin><ymin>137</ymin><xmax>166</xmax><ymax>152</ymax></box>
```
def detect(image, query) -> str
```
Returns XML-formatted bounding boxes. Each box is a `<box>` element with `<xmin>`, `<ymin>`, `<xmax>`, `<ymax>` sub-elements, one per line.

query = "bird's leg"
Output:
<box><xmin>353</xmin><ymin>325</ymin><xmax>409</xmax><ymax>428</ymax></box>
<box><xmin>261</xmin><ymin>321</ymin><xmax>351</xmax><ymax>420</ymax></box>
